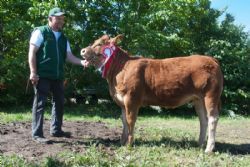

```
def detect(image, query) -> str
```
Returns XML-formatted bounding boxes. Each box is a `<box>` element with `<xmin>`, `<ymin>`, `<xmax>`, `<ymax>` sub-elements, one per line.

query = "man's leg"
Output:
<box><xmin>50</xmin><ymin>80</ymin><xmax>65</xmax><ymax>135</ymax></box>
<box><xmin>32</xmin><ymin>78</ymin><xmax>50</xmax><ymax>139</ymax></box>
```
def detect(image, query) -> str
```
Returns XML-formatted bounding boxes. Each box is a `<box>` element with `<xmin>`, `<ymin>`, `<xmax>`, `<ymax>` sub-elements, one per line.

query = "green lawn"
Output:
<box><xmin>0</xmin><ymin>103</ymin><xmax>249</xmax><ymax>167</ymax></box>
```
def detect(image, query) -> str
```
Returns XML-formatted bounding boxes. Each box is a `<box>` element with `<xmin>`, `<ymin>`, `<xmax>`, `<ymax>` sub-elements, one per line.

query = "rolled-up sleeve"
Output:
<box><xmin>67</xmin><ymin>40</ymin><xmax>72</xmax><ymax>53</ymax></box>
<box><xmin>30</xmin><ymin>29</ymin><xmax>44</xmax><ymax>48</ymax></box>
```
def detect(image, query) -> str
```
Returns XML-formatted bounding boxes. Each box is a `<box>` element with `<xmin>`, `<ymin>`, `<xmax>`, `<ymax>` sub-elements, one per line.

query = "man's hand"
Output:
<box><xmin>30</xmin><ymin>72</ymin><xmax>39</xmax><ymax>85</ymax></box>
<box><xmin>66</xmin><ymin>52</ymin><xmax>90</xmax><ymax>68</ymax></box>
<box><xmin>81</xmin><ymin>60</ymin><xmax>89</xmax><ymax>68</ymax></box>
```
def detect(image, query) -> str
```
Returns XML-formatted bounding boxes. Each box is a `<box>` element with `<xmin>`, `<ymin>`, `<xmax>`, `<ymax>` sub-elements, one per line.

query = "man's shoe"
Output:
<box><xmin>50</xmin><ymin>131</ymin><xmax>71</xmax><ymax>138</ymax></box>
<box><xmin>32</xmin><ymin>136</ymin><xmax>52</xmax><ymax>144</ymax></box>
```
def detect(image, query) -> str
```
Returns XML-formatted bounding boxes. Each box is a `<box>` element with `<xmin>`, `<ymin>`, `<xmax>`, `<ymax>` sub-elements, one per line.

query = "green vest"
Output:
<box><xmin>35</xmin><ymin>25</ymin><xmax>67</xmax><ymax>80</ymax></box>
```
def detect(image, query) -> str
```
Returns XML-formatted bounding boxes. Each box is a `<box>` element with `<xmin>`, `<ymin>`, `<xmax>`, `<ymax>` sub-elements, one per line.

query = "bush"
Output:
<box><xmin>0</xmin><ymin>0</ymin><xmax>249</xmax><ymax>115</ymax></box>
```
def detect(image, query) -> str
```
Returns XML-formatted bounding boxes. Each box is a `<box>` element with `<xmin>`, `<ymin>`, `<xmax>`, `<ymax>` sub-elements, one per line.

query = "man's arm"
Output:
<box><xmin>66</xmin><ymin>52</ymin><xmax>89</xmax><ymax>67</ymax></box>
<box><xmin>28</xmin><ymin>44</ymin><xmax>39</xmax><ymax>85</ymax></box>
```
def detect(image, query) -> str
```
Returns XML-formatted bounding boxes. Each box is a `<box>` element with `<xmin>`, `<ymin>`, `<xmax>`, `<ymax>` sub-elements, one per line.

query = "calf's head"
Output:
<box><xmin>80</xmin><ymin>34</ymin><xmax>123</xmax><ymax>68</ymax></box>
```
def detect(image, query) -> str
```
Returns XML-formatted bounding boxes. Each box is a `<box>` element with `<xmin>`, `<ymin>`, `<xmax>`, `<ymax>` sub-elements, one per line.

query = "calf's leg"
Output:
<box><xmin>125</xmin><ymin>108</ymin><xmax>138</xmax><ymax>146</ymax></box>
<box><xmin>121</xmin><ymin>108</ymin><xmax>129</xmax><ymax>145</ymax></box>
<box><xmin>123</xmin><ymin>96</ymin><xmax>139</xmax><ymax>146</ymax></box>
<box><xmin>194</xmin><ymin>99</ymin><xmax>208</xmax><ymax>147</ymax></box>
<box><xmin>204</xmin><ymin>97</ymin><xmax>219</xmax><ymax>153</ymax></box>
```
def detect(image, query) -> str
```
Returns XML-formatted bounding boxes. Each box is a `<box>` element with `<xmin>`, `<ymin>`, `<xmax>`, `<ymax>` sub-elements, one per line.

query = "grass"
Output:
<box><xmin>0</xmin><ymin>103</ymin><xmax>250</xmax><ymax>166</ymax></box>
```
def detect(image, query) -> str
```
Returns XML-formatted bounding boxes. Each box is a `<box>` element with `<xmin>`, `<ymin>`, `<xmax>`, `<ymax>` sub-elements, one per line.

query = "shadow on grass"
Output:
<box><xmin>216</xmin><ymin>142</ymin><xmax>250</xmax><ymax>155</ymax></box>
<box><xmin>44</xmin><ymin>157</ymin><xmax>66</xmax><ymax>167</ymax></box>
<box><xmin>50</xmin><ymin>136</ymin><xmax>121</xmax><ymax>148</ymax></box>
<box><xmin>80</xmin><ymin>136</ymin><xmax>250</xmax><ymax>155</ymax></box>
<box><xmin>82</xmin><ymin>137</ymin><xmax>121</xmax><ymax>147</ymax></box>
<box><xmin>134</xmin><ymin>138</ymin><xmax>250</xmax><ymax>155</ymax></box>
<box><xmin>135</xmin><ymin>137</ymin><xmax>198</xmax><ymax>149</ymax></box>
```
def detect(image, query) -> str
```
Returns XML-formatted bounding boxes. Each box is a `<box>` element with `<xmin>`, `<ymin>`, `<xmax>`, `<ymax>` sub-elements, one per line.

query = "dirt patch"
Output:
<box><xmin>1</xmin><ymin>119</ymin><xmax>250</xmax><ymax>161</ymax></box>
<box><xmin>0</xmin><ymin>120</ymin><xmax>121</xmax><ymax>161</ymax></box>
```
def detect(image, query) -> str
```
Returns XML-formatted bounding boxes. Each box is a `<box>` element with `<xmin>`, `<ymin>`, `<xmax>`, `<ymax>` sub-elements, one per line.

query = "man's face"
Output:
<box><xmin>49</xmin><ymin>15</ymin><xmax>65</xmax><ymax>30</ymax></box>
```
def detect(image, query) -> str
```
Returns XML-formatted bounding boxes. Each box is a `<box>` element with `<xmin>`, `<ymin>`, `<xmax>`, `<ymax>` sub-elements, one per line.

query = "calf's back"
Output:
<box><xmin>112</xmin><ymin>55</ymin><xmax>223</xmax><ymax>108</ymax></box>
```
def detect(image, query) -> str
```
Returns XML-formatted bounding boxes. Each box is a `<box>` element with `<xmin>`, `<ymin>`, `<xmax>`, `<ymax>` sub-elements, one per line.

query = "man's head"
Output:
<box><xmin>48</xmin><ymin>7</ymin><xmax>65</xmax><ymax>31</ymax></box>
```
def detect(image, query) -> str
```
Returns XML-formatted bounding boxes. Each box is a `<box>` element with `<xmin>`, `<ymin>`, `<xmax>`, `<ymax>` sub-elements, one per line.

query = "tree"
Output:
<box><xmin>0</xmin><ymin>0</ymin><xmax>249</xmax><ymax>114</ymax></box>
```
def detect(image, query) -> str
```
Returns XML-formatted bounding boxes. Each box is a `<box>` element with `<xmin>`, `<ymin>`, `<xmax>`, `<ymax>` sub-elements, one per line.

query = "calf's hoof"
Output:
<box><xmin>120</xmin><ymin>136</ymin><xmax>127</xmax><ymax>146</ymax></box>
<box><xmin>205</xmin><ymin>145</ymin><xmax>215</xmax><ymax>154</ymax></box>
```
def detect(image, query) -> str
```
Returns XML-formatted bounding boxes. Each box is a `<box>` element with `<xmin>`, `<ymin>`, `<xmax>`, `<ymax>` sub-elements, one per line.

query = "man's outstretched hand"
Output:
<box><xmin>81</xmin><ymin>59</ymin><xmax>89</xmax><ymax>68</ymax></box>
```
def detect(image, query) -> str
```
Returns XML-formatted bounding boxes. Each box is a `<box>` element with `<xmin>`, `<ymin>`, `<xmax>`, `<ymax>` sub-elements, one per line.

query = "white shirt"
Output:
<box><xmin>30</xmin><ymin>29</ymin><xmax>72</xmax><ymax>53</ymax></box>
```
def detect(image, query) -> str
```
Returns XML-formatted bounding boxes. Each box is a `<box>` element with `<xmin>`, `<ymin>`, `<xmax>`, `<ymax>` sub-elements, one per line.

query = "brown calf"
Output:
<box><xmin>81</xmin><ymin>35</ymin><xmax>223</xmax><ymax>153</ymax></box>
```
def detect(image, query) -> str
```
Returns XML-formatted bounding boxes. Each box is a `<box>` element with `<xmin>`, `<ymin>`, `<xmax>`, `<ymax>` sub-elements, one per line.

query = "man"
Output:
<box><xmin>28</xmin><ymin>7</ymin><xmax>88</xmax><ymax>144</ymax></box>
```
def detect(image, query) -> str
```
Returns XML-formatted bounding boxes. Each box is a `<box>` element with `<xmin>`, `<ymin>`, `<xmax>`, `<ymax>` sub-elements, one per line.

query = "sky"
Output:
<box><xmin>211</xmin><ymin>0</ymin><xmax>250</xmax><ymax>32</ymax></box>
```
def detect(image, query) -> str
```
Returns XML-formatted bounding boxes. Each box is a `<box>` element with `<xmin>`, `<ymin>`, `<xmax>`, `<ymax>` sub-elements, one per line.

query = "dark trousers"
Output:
<box><xmin>32</xmin><ymin>78</ymin><xmax>64</xmax><ymax>137</ymax></box>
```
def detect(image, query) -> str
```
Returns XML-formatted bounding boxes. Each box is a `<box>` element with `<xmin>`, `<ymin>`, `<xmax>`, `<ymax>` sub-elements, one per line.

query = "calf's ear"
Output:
<box><xmin>109</xmin><ymin>34</ymin><xmax>124</xmax><ymax>44</ymax></box>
